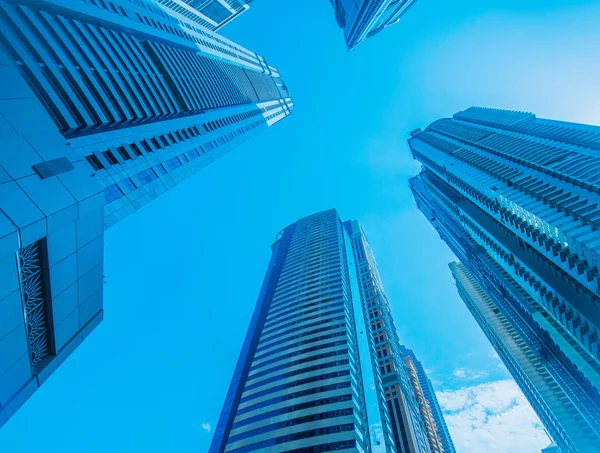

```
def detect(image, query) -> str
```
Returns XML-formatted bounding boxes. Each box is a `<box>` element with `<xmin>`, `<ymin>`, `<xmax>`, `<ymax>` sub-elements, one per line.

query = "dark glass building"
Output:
<box><xmin>211</xmin><ymin>210</ymin><xmax>444</xmax><ymax>453</ymax></box>
<box><xmin>328</xmin><ymin>0</ymin><xmax>419</xmax><ymax>50</ymax></box>
<box><xmin>409</xmin><ymin>107</ymin><xmax>600</xmax><ymax>453</ymax></box>
<box><xmin>401</xmin><ymin>347</ymin><xmax>455</xmax><ymax>453</ymax></box>
<box><xmin>0</xmin><ymin>0</ymin><xmax>291</xmax><ymax>428</ymax></box>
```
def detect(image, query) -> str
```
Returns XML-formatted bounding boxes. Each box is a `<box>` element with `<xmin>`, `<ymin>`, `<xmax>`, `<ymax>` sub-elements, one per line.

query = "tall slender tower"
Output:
<box><xmin>344</xmin><ymin>221</ymin><xmax>432</xmax><ymax>453</ymax></box>
<box><xmin>401</xmin><ymin>347</ymin><xmax>455</xmax><ymax>453</ymax></box>
<box><xmin>0</xmin><ymin>0</ymin><xmax>292</xmax><ymax>229</ymax></box>
<box><xmin>0</xmin><ymin>0</ymin><xmax>291</xmax><ymax>428</ymax></box>
<box><xmin>211</xmin><ymin>210</ymin><xmax>446</xmax><ymax>452</ymax></box>
<box><xmin>328</xmin><ymin>0</ymin><xmax>419</xmax><ymax>50</ymax></box>
<box><xmin>409</xmin><ymin>107</ymin><xmax>600</xmax><ymax>453</ymax></box>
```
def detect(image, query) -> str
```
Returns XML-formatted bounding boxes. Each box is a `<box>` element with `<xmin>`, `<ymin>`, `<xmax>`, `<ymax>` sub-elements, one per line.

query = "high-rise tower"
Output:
<box><xmin>211</xmin><ymin>210</ymin><xmax>447</xmax><ymax>452</ymax></box>
<box><xmin>344</xmin><ymin>221</ymin><xmax>432</xmax><ymax>453</ymax></box>
<box><xmin>409</xmin><ymin>107</ymin><xmax>600</xmax><ymax>453</ymax></box>
<box><xmin>0</xmin><ymin>0</ymin><xmax>292</xmax><ymax>229</ymax></box>
<box><xmin>0</xmin><ymin>0</ymin><xmax>291</xmax><ymax>427</ymax></box>
<box><xmin>401</xmin><ymin>347</ymin><xmax>455</xmax><ymax>453</ymax></box>
<box><xmin>328</xmin><ymin>0</ymin><xmax>418</xmax><ymax>50</ymax></box>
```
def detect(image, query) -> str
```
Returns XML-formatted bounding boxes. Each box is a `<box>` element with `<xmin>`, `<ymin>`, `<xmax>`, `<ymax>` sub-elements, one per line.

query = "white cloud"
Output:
<box><xmin>453</xmin><ymin>368</ymin><xmax>488</xmax><ymax>380</ymax></box>
<box><xmin>201</xmin><ymin>423</ymin><xmax>212</xmax><ymax>433</ymax></box>
<box><xmin>437</xmin><ymin>380</ymin><xmax>549</xmax><ymax>453</ymax></box>
<box><xmin>454</xmin><ymin>368</ymin><xmax>467</xmax><ymax>378</ymax></box>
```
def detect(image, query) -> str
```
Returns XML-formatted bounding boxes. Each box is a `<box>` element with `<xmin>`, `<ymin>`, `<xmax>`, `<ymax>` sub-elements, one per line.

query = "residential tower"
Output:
<box><xmin>0</xmin><ymin>0</ymin><xmax>291</xmax><ymax>427</ymax></box>
<box><xmin>328</xmin><ymin>0</ymin><xmax>418</xmax><ymax>49</ymax></box>
<box><xmin>210</xmin><ymin>210</ymin><xmax>447</xmax><ymax>452</ymax></box>
<box><xmin>409</xmin><ymin>107</ymin><xmax>600</xmax><ymax>452</ymax></box>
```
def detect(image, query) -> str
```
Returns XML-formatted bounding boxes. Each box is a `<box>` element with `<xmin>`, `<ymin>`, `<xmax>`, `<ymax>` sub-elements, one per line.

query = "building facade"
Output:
<box><xmin>210</xmin><ymin>210</ymin><xmax>439</xmax><ymax>453</ymax></box>
<box><xmin>0</xmin><ymin>0</ymin><xmax>291</xmax><ymax>428</ymax></box>
<box><xmin>344</xmin><ymin>221</ymin><xmax>432</xmax><ymax>453</ymax></box>
<box><xmin>401</xmin><ymin>347</ymin><xmax>455</xmax><ymax>453</ymax></box>
<box><xmin>155</xmin><ymin>0</ymin><xmax>253</xmax><ymax>31</ymax></box>
<box><xmin>409</xmin><ymin>107</ymin><xmax>600</xmax><ymax>453</ymax></box>
<box><xmin>0</xmin><ymin>0</ymin><xmax>292</xmax><ymax>230</ymax></box>
<box><xmin>328</xmin><ymin>0</ymin><xmax>419</xmax><ymax>50</ymax></box>
<box><xmin>448</xmin><ymin>261</ymin><xmax>592</xmax><ymax>453</ymax></box>
<box><xmin>210</xmin><ymin>210</ymin><xmax>387</xmax><ymax>453</ymax></box>
<box><xmin>0</xmin><ymin>51</ymin><xmax>105</xmax><ymax>428</ymax></box>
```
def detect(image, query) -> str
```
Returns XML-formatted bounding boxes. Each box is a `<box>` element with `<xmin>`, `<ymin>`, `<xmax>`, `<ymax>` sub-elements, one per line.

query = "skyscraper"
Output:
<box><xmin>210</xmin><ymin>210</ymin><xmax>444</xmax><ymax>453</ymax></box>
<box><xmin>328</xmin><ymin>0</ymin><xmax>419</xmax><ymax>50</ymax></box>
<box><xmin>345</xmin><ymin>221</ymin><xmax>432</xmax><ymax>453</ymax></box>
<box><xmin>0</xmin><ymin>0</ymin><xmax>292</xmax><ymax>229</ymax></box>
<box><xmin>449</xmin><ymin>261</ymin><xmax>585</xmax><ymax>451</ymax></box>
<box><xmin>0</xmin><ymin>0</ymin><xmax>291</xmax><ymax>427</ymax></box>
<box><xmin>409</xmin><ymin>107</ymin><xmax>600</xmax><ymax>453</ymax></box>
<box><xmin>401</xmin><ymin>347</ymin><xmax>455</xmax><ymax>453</ymax></box>
<box><xmin>155</xmin><ymin>0</ymin><xmax>252</xmax><ymax>31</ymax></box>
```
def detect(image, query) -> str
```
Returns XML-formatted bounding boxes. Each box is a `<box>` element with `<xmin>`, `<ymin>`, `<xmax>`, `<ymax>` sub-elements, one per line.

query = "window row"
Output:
<box><xmin>226</xmin><ymin>423</ymin><xmax>356</xmax><ymax>453</ymax></box>
<box><xmin>228</xmin><ymin>408</ymin><xmax>354</xmax><ymax>444</ymax></box>
<box><xmin>239</xmin><ymin>371</ymin><xmax>351</xmax><ymax>409</ymax></box>
<box><xmin>103</xmin><ymin>120</ymin><xmax>262</xmax><ymax>204</ymax></box>
<box><xmin>232</xmin><ymin>394</ymin><xmax>353</xmax><ymax>431</ymax></box>
<box><xmin>87</xmin><ymin>124</ymin><xmax>204</xmax><ymax>171</ymax></box>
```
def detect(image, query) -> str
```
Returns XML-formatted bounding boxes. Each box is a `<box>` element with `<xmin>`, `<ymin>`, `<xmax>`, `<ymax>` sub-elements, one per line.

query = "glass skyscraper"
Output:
<box><xmin>344</xmin><ymin>221</ymin><xmax>431</xmax><ymax>453</ymax></box>
<box><xmin>211</xmin><ymin>210</ymin><xmax>448</xmax><ymax>453</ymax></box>
<box><xmin>401</xmin><ymin>347</ymin><xmax>455</xmax><ymax>453</ymax></box>
<box><xmin>0</xmin><ymin>0</ymin><xmax>292</xmax><ymax>229</ymax></box>
<box><xmin>0</xmin><ymin>0</ymin><xmax>291</xmax><ymax>428</ymax></box>
<box><xmin>328</xmin><ymin>0</ymin><xmax>419</xmax><ymax>50</ymax></box>
<box><xmin>409</xmin><ymin>107</ymin><xmax>600</xmax><ymax>453</ymax></box>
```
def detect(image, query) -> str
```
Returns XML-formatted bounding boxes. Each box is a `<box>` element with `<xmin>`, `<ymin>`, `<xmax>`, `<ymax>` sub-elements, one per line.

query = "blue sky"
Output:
<box><xmin>2</xmin><ymin>0</ymin><xmax>600</xmax><ymax>451</ymax></box>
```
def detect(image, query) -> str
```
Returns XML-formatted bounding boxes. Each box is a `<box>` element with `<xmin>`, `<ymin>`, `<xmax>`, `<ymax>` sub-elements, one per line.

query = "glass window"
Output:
<box><xmin>141</xmin><ymin>140</ymin><xmax>153</xmax><ymax>153</ymax></box>
<box><xmin>104</xmin><ymin>183</ymin><xmax>124</xmax><ymax>203</ymax></box>
<box><xmin>102</xmin><ymin>150</ymin><xmax>118</xmax><ymax>165</ymax></box>
<box><xmin>163</xmin><ymin>157</ymin><xmax>181</xmax><ymax>171</ymax></box>
<box><xmin>134</xmin><ymin>169</ymin><xmax>157</xmax><ymax>186</ymax></box>
<box><xmin>130</xmin><ymin>143</ymin><xmax>143</xmax><ymax>156</ymax></box>
<box><xmin>86</xmin><ymin>155</ymin><xmax>104</xmax><ymax>171</ymax></box>
<box><xmin>117</xmin><ymin>146</ymin><xmax>131</xmax><ymax>161</ymax></box>
<box><xmin>120</xmin><ymin>178</ymin><xmax>137</xmax><ymax>193</ymax></box>
<box><xmin>153</xmin><ymin>164</ymin><xmax>167</xmax><ymax>176</ymax></box>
